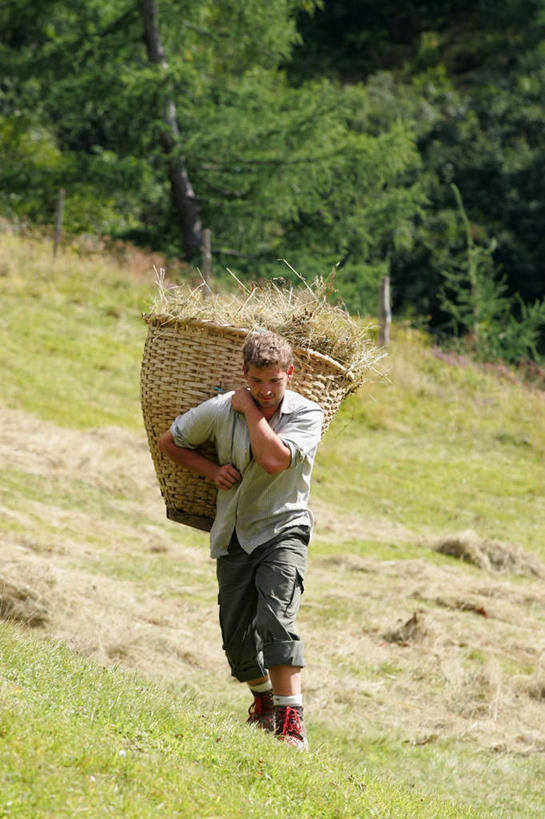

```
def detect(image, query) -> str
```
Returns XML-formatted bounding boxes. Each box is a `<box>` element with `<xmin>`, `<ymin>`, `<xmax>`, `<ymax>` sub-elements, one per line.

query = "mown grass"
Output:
<box><xmin>2</xmin><ymin>229</ymin><xmax>543</xmax><ymax>556</ymax></box>
<box><xmin>315</xmin><ymin>331</ymin><xmax>545</xmax><ymax>556</ymax></box>
<box><xmin>0</xmin><ymin>232</ymin><xmax>148</xmax><ymax>428</ymax></box>
<box><xmin>313</xmin><ymin>724</ymin><xmax>545</xmax><ymax>819</ymax></box>
<box><xmin>0</xmin><ymin>624</ymin><xmax>472</xmax><ymax>818</ymax></box>
<box><xmin>2</xmin><ymin>230</ymin><xmax>545</xmax><ymax>816</ymax></box>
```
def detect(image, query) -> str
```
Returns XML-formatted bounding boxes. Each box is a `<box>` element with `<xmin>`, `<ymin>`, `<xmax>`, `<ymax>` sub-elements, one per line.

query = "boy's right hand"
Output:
<box><xmin>213</xmin><ymin>463</ymin><xmax>242</xmax><ymax>490</ymax></box>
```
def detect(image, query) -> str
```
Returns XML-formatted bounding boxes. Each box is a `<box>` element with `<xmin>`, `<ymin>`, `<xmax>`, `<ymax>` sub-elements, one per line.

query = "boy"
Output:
<box><xmin>158</xmin><ymin>331</ymin><xmax>323</xmax><ymax>748</ymax></box>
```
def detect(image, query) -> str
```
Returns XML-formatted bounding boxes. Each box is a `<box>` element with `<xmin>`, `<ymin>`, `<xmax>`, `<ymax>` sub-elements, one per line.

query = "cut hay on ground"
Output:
<box><xmin>382</xmin><ymin>610</ymin><xmax>430</xmax><ymax>645</ymax></box>
<box><xmin>0</xmin><ymin>577</ymin><xmax>48</xmax><ymax>627</ymax></box>
<box><xmin>433</xmin><ymin>530</ymin><xmax>544</xmax><ymax>577</ymax></box>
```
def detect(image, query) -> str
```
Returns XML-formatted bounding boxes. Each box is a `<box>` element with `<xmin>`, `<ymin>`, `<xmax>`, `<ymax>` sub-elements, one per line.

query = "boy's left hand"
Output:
<box><xmin>231</xmin><ymin>387</ymin><xmax>255</xmax><ymax>414</ymax></box>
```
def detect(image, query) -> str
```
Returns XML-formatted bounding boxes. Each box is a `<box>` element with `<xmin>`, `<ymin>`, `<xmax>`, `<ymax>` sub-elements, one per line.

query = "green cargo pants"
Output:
<box><xmin>216</xmin><ymin>525</ymin><xmax>309</xmax><ymax>682</ymax></box>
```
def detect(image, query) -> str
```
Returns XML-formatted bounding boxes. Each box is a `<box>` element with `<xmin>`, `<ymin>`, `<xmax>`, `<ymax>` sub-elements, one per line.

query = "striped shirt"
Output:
<box><xmin>170</xmin><ymin>389</ymin><xmax>324</xmax><ymax>558</ymax></box>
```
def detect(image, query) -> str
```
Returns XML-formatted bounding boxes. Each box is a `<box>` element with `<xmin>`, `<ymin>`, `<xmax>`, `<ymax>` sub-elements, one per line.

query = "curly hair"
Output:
<box><xmin>242</xmin><ymin>331</ymin><xmax>293</xmax><ymax>371</ymax></box>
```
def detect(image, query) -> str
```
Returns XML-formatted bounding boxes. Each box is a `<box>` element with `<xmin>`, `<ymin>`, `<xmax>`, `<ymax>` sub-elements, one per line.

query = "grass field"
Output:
<box><xmin>0</xmin><ymin>625</ymin><xmax>473</xmax><ymax>818</ymax></box>
<box><xmin>1</xmin><ymin>229</ymin><xmax>545</xmax><ymax>816</ymax></box>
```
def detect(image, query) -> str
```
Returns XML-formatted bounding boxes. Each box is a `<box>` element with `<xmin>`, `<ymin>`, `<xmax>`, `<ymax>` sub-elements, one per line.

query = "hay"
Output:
<box><xmin>148</xmin><ymin>267</ymin><xmax>385</xmax><ymax>391</ymax></box>
<box><xmin>141</xmin><ymin>267</ymin><xmax>385</xmax><ymax>530</ymax></box>
<box><xmin>434</xmin><ymin>530</ymin><xmax>544</xmax><ymax>578</ymax></box>
<box><xmin>435</xmin><ymin>596</ymin><xmax>489</xmax><ymax>618</ymax></box>
<box><xmin>0</xmin><ymin>578</ymin><xmax>48</xmax><ymax>627</ymax></box>
<box><xmin>527</xmin><ymin>680</ymin><xmax>545</xmax><ymax>702</ymax></box>
<box><xmin>382</xmin><ymin>611</ymin><xmax>429</xmax><ymax>645</ymax></box>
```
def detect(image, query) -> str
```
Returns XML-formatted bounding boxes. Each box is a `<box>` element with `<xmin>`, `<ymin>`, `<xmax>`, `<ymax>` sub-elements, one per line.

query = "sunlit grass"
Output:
<box><xmin>314</xmin><ymin>330</ymin><xmax>545</xmax><ymax>557</ymax></box>
<box><xmin>2</xmin><ymin>231</ymin><xmax>545</xmax><ymax>816</ymax></box>
<box><xmin>0</xmin><ymin>625</ymin><xmax>472</xmax><ymax>818</ymax></box>
<box><xmin>0</xmin><ymin>232</ymin><xmax>149</xmax><ymax>428</ymax></box>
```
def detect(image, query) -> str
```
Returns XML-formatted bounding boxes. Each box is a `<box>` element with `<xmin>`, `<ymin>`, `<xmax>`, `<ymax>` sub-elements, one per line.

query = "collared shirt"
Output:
<box><xmin>170</xmin><ymin>389</ymin><xmax>324</xmax><ymax>558</ymax></box>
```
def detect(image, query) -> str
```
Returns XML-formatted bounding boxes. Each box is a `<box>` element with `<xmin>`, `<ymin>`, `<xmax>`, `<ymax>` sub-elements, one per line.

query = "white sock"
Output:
<box><xmin>248</xmin><ymin>679</ymin><xmax>272</xmax><ymax>694</ymax></box>
<box><xmin>273</xmin><ymin>693</ymin><xmax>303</xmax><ymax>707</ymax></box>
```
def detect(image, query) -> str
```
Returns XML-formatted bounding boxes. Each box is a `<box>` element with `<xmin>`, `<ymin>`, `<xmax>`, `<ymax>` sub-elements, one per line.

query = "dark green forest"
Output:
<box><xmin>3</xmin><ymin>0</ymin><xmax>545</xmax><ymax>362</ymax></box>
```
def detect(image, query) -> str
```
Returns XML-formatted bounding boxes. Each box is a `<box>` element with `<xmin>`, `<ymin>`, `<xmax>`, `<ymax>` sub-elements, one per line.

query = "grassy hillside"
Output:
<box><xmin>2</xmin><ymin>229</ymin><xmax>545</xmax><ymax>816</ymax></box>
<box><xmin>316</xmin><ymin>332</ymin><xmax>545</xmax><ymax>555</ymax></box>
<box><xmin>1</xmin><ymin>625</ymin><xmax>470</xmax><ymax>818</ymax></box>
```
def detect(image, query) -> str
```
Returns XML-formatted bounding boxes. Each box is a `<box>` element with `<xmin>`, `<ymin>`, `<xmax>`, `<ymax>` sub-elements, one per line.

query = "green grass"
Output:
<box><xmin>2</xmin><ymin>230</ymin><xmax>545</xmax><ymax>816</ymax></box>
<box><xmin>314</xmin><ymin>336</ymin><xmax>545</xmax><ymax>556</ymax></box>
<box><xmin>2</xmin><ymin>229</ymin><xmax>544</xmax><ymax>556</ymax></box>
<box><xmin>0</xmin><ymin>232</ymin><xmax>148</xmax><ymax>428</ymax></box>
<box><xmin>311</xmin><ymin>536</ymin><xmax>429</xmax><ymax>562</ymax></box>
<box><xmin>312</xmin><ymin>724</ymin><xmax>545</xmax><ymax>819</ymax></box>
<box><xmin>0</xmin><ymin>624</ymin><xmax>473</xmax><ymax>818</ymax></box>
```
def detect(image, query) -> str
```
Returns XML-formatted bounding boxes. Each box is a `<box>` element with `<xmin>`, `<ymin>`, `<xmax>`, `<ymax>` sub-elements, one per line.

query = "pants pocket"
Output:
<box><xmin>284</xmin><ymin>568</ymin><xmax>304</xmax><ymax>621</ymax></box>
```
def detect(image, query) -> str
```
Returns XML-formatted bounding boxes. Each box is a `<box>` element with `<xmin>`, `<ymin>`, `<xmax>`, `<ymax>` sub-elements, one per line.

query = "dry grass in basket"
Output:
<box><xmin>148</xmin><ymin>265</ymin><xmax>386</xmax><ymax>390</ymax></box>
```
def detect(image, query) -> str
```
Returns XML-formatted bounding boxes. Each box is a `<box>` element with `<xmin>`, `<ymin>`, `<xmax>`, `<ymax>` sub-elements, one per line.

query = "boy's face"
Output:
<box><xmin>244</xmin><ymin>363</ymin><xmax>294</xmax><ymax>416</ymax></box>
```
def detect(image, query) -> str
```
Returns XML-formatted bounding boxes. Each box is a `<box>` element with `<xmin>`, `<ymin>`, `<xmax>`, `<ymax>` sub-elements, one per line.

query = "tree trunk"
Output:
<box><xmin>139</xmin><ymin>0</ymin><xmax>203</xmax><ymax>260</ymax></box>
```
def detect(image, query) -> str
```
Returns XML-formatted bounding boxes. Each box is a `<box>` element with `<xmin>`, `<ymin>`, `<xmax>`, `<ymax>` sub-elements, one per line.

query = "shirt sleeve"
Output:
<box><xmin>169</xmin><ymin>396</ymin><xmax>220</xmax><ymax>449</ymax></box>
<box><xmin>278</xmin><ymin>404</ymin><xmax>324</xmax><ymax>467</ymax></box>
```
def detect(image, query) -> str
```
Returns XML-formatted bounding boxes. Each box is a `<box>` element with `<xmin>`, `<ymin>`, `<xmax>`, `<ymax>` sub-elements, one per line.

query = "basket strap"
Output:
<box><xmin>215</xmin><ymin>385</ymin><xmax>238</xmax><ymax>469</ymax></box>
<box><xmin>229</xmin><ymin>413</ymin><xmax>237</xmax><ymax>467</ymax></box>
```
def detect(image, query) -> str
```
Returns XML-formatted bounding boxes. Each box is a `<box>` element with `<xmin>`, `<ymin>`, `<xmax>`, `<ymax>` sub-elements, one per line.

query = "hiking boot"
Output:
<box><xmin>274</xmin><ymin>704</ymin><xmax>309</xmax><ymax>750</ymax></box>
<box><xmin>247</xmin><ymin>690</ymin><xmax>275</xmax><ymax>732</ymax></box>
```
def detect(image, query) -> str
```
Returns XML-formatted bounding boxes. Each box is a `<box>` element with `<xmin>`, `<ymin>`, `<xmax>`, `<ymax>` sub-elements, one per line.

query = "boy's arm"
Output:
<box><xmin>158</xmin><ymin>430</ymin><xmax>242</xmax><ymax>490</ymax></box>
<box><xmin>231</xmin><ymin>389</ymin><xmax>291</xmax><ymax>474</ymax></box>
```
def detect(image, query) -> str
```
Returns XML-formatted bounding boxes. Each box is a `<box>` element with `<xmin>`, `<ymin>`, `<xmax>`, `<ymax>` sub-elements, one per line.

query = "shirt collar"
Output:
<box><xmin>279</xmin><ymin>389</ymin><xmax>298</xmax><ymax>415</ymax></box>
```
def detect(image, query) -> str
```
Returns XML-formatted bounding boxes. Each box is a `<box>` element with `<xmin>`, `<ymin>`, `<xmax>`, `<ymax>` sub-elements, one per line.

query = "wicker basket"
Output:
<box><xmin>141</xmin><ymin>314</ymin><xmax>354</xmax><ymax>531</ymax></box>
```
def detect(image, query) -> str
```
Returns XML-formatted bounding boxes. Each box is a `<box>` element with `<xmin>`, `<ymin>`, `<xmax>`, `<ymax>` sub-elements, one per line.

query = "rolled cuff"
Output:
<box><xmin>228</xmin><ymin>652</ymin><xmax>268</xmax><ymax>683</ymax></box>
<box><xmin>169</xmin><ymin>421</ymin><xmax>197</xmax><ymax>450</ymax></box>
<box><xmin>263</xmin><ymin>639</ymin><xmax>305</xmax><ymax>669</ymax></box>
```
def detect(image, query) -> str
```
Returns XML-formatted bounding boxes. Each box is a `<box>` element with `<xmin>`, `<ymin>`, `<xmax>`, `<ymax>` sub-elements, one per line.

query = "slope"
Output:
<box><xmin>1</xmin><ymin>229</ymin><xmax>545</xmax><ymax>816</ymax></box>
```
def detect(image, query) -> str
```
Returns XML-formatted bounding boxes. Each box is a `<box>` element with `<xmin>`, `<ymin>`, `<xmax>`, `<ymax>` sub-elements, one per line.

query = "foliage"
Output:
<box><xmin>291</xmin><ymin>1</ymin><xmax>545</xmax><ymax>355</ymax></box>
<box><xmin>439</xmin><ymin>185</ymin><xmax>545</xmax><ymax>363</ymax></box>
<box><xmin>0</xmin><ymin>0</ymin><xmax>423</xmax><ymax>317</ymax></box>
<box><xmin>2</xmin><ymin>0</ymin><xmax>545</xmax><ymax>357</ymax></box>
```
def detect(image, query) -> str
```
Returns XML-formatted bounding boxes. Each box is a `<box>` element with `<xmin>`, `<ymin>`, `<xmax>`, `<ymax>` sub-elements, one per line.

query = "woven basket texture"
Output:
<box><xmin>141</xmin><ymin>314</ymin><xmax>353</xmax><ymax>531</ymax></box>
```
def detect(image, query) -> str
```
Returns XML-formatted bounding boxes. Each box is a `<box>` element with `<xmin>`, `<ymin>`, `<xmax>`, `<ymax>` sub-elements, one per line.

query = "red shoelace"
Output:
<box><xmin>277</xmin><ymin>705</ymin><xmax>304</xmax><ymax>738</ymax></box>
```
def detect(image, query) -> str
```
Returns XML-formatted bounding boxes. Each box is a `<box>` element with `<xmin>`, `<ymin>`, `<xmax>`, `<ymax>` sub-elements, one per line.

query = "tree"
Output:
<box><xmin>0</xmin><ymin>0</ymin><xmax>423</xmax><ymax>317</ymax></box>
<box><xmin>440</xmin><ymin>186</ymin><xmax>545</xmax><ymax>363</ymax></box>
<box><xmin>288</xmin><ymin>0</ymin><xmax>545</xmax><ymax>353</ymax></box>
<box><xmin>139</xmin><ymin>0</ymin><xmax>202</xmax><ymax>260</ymax></box>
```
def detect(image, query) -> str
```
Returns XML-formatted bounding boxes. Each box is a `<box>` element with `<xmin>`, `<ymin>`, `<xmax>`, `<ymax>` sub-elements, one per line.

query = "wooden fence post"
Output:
<box><xmin>379</xmin><ymin>275</ymin><xmax>391</xmax><ymax>347</ymax></box>
<box><xmin>53</xmin><ymin>188</ymin><xmax>65</xmax><ymax>258</ymax></box>
<box><xmin>202</xmin><ymin>228</ymin><xmax>212</xmax><ymax>290</ymax></box>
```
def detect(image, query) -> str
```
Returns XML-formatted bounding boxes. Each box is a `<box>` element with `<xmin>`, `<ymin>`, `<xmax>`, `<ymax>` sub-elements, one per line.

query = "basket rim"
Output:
<box><xmin>142</xmin><ymin>312</ymin><xmax>354</xmax><ymax>379</ymax></box>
